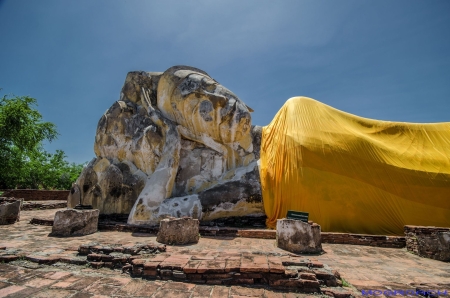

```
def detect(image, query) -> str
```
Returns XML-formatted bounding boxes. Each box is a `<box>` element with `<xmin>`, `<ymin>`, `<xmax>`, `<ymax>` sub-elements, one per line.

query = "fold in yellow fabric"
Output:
<box><xmin>260</xmin><ymin>97</ymin><xmax>450</xmax><ymax>235</ymax></box>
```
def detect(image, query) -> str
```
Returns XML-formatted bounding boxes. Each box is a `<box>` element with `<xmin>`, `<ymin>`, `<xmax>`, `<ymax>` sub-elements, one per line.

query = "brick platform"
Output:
<box><xmin>98</xmin><ymin>221</ymin><xmax>407</xmax><ymax>248</ymax></box>
<box><xmin>321</xmin><ymin>232</ymin><xmax>406</xmax><ymax>248</ymax></box>
<box><xmin>1</xmin><ymin>189</ymin><xmax>69</xmax><ymax>201</ymax></box>
<box><xmin>0</xmin><ymin>241</ymin><xmax>351</xmax><ymax>296</ymax></box>
<box><xmin>22</xmin><ymin>200</ymin><xmax>67</xmax><ymax>210</ymax></box>
<box><xmin>0</xmin><ymin>263</ymin><xmax>349</xmax><ymax>298</ymax></box>
<box><xmin>1</xmin><ymin>209</ymin><xmax>449</xmax><ymax>295</ymax></box>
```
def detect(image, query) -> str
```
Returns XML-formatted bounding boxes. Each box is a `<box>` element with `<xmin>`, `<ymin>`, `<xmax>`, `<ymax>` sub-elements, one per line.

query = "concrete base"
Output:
<box><xmin>0</xmin><ymin>198</ymin><xmax>23</xmax><ymax>225</ymax></box>
<box><xmin>51</xmin><ymin>209</ymin><xmax>99</xmax><ymax>236</ymax></box>
<box><xmin>157</xmin><ymin>217</ymin><xmax>199</xmax><ymax>245</ymax></box>
<box><xmin>276</xmin><ymin>219</ymin><xmax>322</xmax><ymax>254</ymax></box>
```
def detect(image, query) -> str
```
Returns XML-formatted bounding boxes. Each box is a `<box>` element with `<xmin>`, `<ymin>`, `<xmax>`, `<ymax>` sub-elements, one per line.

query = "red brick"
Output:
<box><xmin>169</xmin><ymin>254</ymin><xmax>191</xmax><ymax>260</ymax></box>
<box><xmin>263</xmin><ymin>290</ymin><xmax>284</xmax><ymax>298</ymax></box>
<box><xmin>240</xmin><ymin>262</ymin><xmax>269</xmax><ymax>273</ymax></box>
<box><xmin>115</xmin><ymin>279</ymin><xmax>146</xmax><ymax>296</ymax></box>
<box><xmin>144</xmin><ymin>261</ymin><xmax>161</xmax><ymax>270</ymax></box>
<box><xmin>192</xmin><ymin>284</ymin><xmax>212</xmax><ymax>297</ymax></box>
<box><xmin>268</xmin><ymin>264</ymin><xmax>284</xmax><ymax>274</ymax></box>
<box><xmin>284</xmin><ymin>268</ymin><xmax>298</xmax><ymax>278</ymax></box>
<box><xmin>25</xmin><ymin>255</ymin><xmax>60</xmax><ymax>264</ymax></box>
<box><xmin>86</xmin><ymin>253</ymin><xmax>103</xmax><ymax>261</ymax></box>
<box><xmin>234</xmin><ymin>273</ymin><xmax>262</xmax><ymax>279</ymax></box>
<box><xmin>183</xmin><ymin>260</ymin><xmax>201</xmax><ymax>273</ymax></box>
<box><xmin>84</xmin><ymin>282</ymin><xmax>120</xmax><ymax>296</ymax></box>
<box><xmin>101</xmin><ymin>254</ymin><xmax>114</xmax><ymax>262</ymax></box>
<box><xmin>99</xmin><ymin>277</ymin><xmax>130</xmax><ymax>287</ymax></box>
<box><xmin>191</xmin><ymin>255</ymin><xmax>215</xmax><ymax>260</ymax></box>
<box><xmin>132</xmin><ymin>267</ymin><xmax>143</xmax><ymax>276</ymax></box>
<box><xmin>300</xmin><ymin>272</ymin><xmax>317</xmax><ymax>281</ymax></box>
<box><xmin>32</xmin><ymin>289</ymin><xmax>75</xmax><ymax>298</ymax></box>
<box><xmin>64</xmin><ymin>276</ymin><xmax>102</xmax><ymax>290</ymax></box>
<box><xmin>23</xmin><ymin>277</ymin><xmax>56</xmax><ymax>288</ymax></box>
<box><xmin>132</xmin><ymin>282</ymin><xmax>164</xmax><ymax>296</ymax></box>
<box><xmin>0</xmin><ymin>255</ymin><xmax>19</xmax><ymax>262</ymax></box>
<box><xmin>252</xmin><ymin>256</ymin><xmax>267</xmax><ymax>263</ymax></box>
<box><xmin>211</xmin><ymin>286</ymin><xmax>230</xmax><ymax>298</ymax></box>
<box><xmin>90</xmin><ymin>261</ymin><xmax>104</xmax><ymax>269</ymax></box>
<box><xmin>153</xmin><ymin>289</ymin><xmax>192</xmax><ymax>298</ymax></box>
<box><xmin>162</xmin><ymin>281</ymin><xmax>195</xmax><ymax>291</ymax></box>
<box><xmin>159</xmin><ymin>258</ymin><xmax>189</xmax><ymax>271</ymax></box>
<box><xmin>310</xmin><ymin>260</ymin><xmax>324</xmax><ymax>268</ymax></box>
<box><xmin>58</xmin><ymin>256</ymin><xmax>88</xmax><ymax>265</ymax></box>
<box><xmin>143</xmin><ymin>269</ymin><xmax>158</xmax><ymax>277</ymax></box>
<box><xmin>204</xmin><ymin>273</ymin><xmax>233</xmax><ymax>280</ymax></box>
<box><xmin>225</xmin><ymin>260</ymin><xmax>241</xmax><ymax>272</ymax></box>
<box><xmin>230</xmin><ymin>285</ymin><xmax>264</xmax><ymax>297</ymax></box>
<box><xmin>50</xmin><ymin>281</ymin><xmax>75</xmax><ymax>288</ymax></box>
<box><xmin>197</xmin><ymin>260</ymin><xmax>226</xmax><ymax>274</ymax></box>
<box><xmin>229</xmin><ymin>278</ymin><xmax>254</xmax><ymax>285</ymax></box>
<box><xmin>0</xmin><ymin>285</ymin><xmax>27</xmax><ymax>297</ymax></box>
<box><xmin>321</xmin><ymin>287</ymin><xmax>352</xmax><ymax>298</ymax></box>
<box><xmin>150</xmin><ymin>254</ymin><xmax>169</xmax><ymax>262</ymax></box>
<box><xmin>206</xmin><ymin>280</ymin><xmax>222</xmax><ymax>285</ymax></box>
<box><xmin>131</xmin><ymin>258</ymin><xmax>146</xmax><ymax>266</ymax></box>
<box><xmin>187</xmin><ymin>274</ymin><xmax>204</xmax><ymax>281</ymax></box>
<box><xmin>129</xmin><ymin>255</ymin><xmax>144</xmax><ymax>261</ymax></box>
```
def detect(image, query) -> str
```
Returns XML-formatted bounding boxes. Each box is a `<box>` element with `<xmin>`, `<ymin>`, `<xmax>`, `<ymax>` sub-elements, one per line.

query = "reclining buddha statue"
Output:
<box><xmin>69</xmin><ymin>65</ymin><xmax>450</xmax><ymax>235</ymax></box>
<box><xmin>68</xmin><ymin>66</ymin><xmax>264</xmax><ymax>225</ymax></box>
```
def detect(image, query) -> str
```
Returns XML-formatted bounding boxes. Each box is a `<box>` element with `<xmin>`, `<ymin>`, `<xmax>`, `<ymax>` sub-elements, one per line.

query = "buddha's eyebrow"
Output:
<box><xmin>201</xmin><ymin>78</ymin><xmax>218</xmax><ymax>91</ymax></box>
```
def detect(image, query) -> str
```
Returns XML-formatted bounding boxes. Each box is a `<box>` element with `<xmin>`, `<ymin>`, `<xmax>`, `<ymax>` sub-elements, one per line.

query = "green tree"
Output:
<box><xmin>0</xmin><ymin>93</ymin><xmax>84</xmax><ymax>189</ymax></box>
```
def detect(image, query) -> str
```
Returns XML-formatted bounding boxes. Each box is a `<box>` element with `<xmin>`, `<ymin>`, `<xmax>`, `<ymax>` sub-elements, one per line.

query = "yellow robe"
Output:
<box><xmin>260</xmin><ymin>97</ymin><xmax>450</xmax><ymax>235</ymax></box>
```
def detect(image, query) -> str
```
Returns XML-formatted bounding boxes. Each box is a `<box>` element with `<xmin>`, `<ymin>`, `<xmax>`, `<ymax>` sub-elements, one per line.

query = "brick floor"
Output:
<box><xmin>0</xmin><ymin>208</ymin><xmax>449</xmax><ymax>297</ymax></box>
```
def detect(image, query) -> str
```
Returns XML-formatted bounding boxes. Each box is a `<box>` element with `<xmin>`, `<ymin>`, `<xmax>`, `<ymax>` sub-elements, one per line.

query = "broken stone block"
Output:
<box><xmin>156</xmin><ymin>217</ymin><xmax>199</xmax><ymax>245</ymax></box>
<box><xmin>51</xmin><ymin>209</ymin><xmax>99</xmax><ymax>236</ymax></box>
<box><xmin>276</xmin><ymin>219</ymin><xmax>322</xmax><ymax>254</ymax></box>
<box><xmin>0</xmin><ymin>198</ymin><xmax>23</xmax><ymax>225</ymax></box>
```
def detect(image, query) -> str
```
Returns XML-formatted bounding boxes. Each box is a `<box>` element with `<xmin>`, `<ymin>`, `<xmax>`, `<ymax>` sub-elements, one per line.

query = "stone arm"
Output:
<box><xmin>127</xmin><ymin>88</ymin><xmax>181</xmax><ymax>225</ymax></box>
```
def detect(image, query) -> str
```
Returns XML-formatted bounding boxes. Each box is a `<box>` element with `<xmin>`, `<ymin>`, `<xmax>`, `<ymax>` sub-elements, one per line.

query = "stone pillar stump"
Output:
<box><xmin>51</xmin><ymin>209</ymin><xmax>99</xmax><ymax>236</ymax></box>
<box><xmin>276</xmin><ymin>219</ymin><xmax>322</xmax><ymax>254</ymax></box>
<box><xmin>0</xmin><ymin>198</ymin><xmax>23</xmax><ymax>225</ymax></box>
<box><xmin>157</xmin><ymin>217</ymin><xmax>199</xmax><ymax>245</ymax></box>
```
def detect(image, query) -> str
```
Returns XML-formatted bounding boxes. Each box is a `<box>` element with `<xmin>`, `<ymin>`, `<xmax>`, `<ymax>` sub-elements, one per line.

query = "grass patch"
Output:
<box><xmin>342</xmin><ymin>278</ymin><xmax>350</xmax><ymax>287</ymax></box>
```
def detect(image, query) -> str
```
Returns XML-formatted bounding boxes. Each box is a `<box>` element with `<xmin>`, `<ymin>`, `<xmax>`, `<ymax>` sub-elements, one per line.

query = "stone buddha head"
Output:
<box><xmin>157</xmin><ymin>66</ymin><xmax>253</xmax><ymax>152</ymax></box>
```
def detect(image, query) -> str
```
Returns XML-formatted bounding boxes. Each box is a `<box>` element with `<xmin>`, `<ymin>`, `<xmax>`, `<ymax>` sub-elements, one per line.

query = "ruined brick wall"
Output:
<box><xmin>1</xmin><ymin>190</ymin><xmax>69</xmax><ymax>201</ymax></box>
<box><xmin>404</xmin><ymin>225</ymin><xmax>450</xmax><ymax>261</ymax></box>
<box><xmin>321</xmin><ymin>232</ymin><xmax>406</xmax><ymax>248</ymax></box>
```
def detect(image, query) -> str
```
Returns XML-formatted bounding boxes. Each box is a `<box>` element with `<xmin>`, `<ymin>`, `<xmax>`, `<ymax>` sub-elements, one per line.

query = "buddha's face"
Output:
<box><xmin>157</xmin><ymin>67</ymin><xmax>252</xmax><ymax>150</ymax></box>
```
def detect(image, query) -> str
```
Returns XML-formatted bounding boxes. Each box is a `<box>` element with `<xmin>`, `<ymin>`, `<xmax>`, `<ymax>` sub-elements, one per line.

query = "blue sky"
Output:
<box><xmin>0</xmin><ymin>0</ymin><xmax>449</xmax><ymax>164</ymax></box>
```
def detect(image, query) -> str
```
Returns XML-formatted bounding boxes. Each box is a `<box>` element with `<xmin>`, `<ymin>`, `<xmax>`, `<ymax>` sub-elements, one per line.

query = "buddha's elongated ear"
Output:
<box><xmin>246</xmin><ymin>105</ymin><xmax>254</xmax><ymax>113</ymax></box>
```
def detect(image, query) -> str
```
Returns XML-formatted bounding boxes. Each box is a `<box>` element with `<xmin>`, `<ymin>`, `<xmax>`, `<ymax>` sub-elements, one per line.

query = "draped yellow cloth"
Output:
<box><xmin>260</xmin><ymin>97</ymin><xmax>450</xmax><ymax>235</ymax></box>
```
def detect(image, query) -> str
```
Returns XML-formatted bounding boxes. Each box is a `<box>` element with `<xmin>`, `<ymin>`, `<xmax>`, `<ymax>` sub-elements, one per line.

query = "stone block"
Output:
<box><xmin>51</xmin><ymin>209</ymin><xmax>99</xmax><ymax>236</ymax></box>
<box><xmin>0</xmin><ymin>198</ymin><xmax>23</xmax><ymax>225</ymax></box>
<box><xmin>156</xmin><ymin>217</ymin><xmax>199</xmax><ymax>245</ymax></box>
<box><xmin>428</xmin><ymin>232</ymin><xmax>450</xmax><ymax>261</ymax></box>
<box><xmin>276</xmin><ymin>219</ymin><xmax>322</xmax><ymax>254</ymax></box>
<box><xmin>405</xmin><ymin>225</ymin><xmax>450</xmax><ymax>262</ymax></box>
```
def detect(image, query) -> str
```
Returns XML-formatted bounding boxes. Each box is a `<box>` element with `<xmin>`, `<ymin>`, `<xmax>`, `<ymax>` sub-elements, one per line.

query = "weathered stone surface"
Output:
<box><xmin>405</xmin><ymin>225</ymin><xmax>450</xmax><ymax>262</ymax></box>
<box><xmin>276</xmin><ymin>219</ymin><xmax>322</xmax><ymax>254</ymax></box>
<box><xmin>68</xmin><ymin>65</ymin><xmax>263</xmax><ymax>225</ymax></box>
<box><xmin>251</xmin><ymin>125</ymin><xmax>262</xmax><ymax>160</ymax></box>
<box><xmin>156</xmin><ymin>217</ymin><xmax>199</xmax><ymax>245</ymax></box>
<box><xmin>0</xmin><ymin>198</ymin><xmax>22</xmax><ymax>225</ymax></box>
<box><xmin>51</xmin><ymin>209</ymin><xmax>99</xmax><ymax>236</ymax></box>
